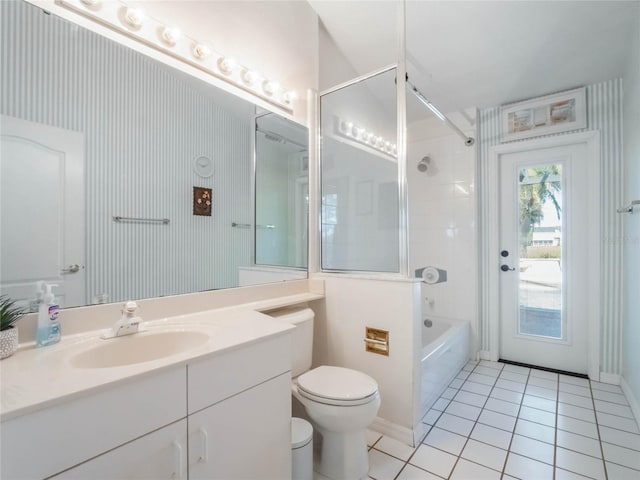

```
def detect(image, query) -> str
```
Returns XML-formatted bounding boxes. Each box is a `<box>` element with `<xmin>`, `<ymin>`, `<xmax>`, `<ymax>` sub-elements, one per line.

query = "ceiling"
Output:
<box><xmin>309</xmin><ymin>0</ymin><xmax>639</xmax><ymax>114</ymax></box>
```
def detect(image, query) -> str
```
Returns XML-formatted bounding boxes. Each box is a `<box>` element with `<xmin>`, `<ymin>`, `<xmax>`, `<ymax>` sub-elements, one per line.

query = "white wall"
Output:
<box><xmin>622</xmin><ymin>8</ymin><xmax>640</xmax><ymax>411</ymax></box>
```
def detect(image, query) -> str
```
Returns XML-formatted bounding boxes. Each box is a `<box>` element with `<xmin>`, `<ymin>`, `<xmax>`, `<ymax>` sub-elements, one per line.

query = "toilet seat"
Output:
<box><xmin>297</xmin><ymin>366</ymin><xmax>379</xmax><ymax>406</ymax></box>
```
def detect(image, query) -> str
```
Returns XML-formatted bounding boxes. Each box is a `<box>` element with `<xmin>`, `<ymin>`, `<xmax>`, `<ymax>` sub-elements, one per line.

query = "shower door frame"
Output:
<box><xmin>483</xmin><ymin>131</ymin><xmax>601</xmax><ymax>380</ymax></box>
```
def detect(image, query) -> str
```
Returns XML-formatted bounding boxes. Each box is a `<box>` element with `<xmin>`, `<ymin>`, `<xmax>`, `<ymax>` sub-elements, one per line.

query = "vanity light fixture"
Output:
<box><xmin>335</xmin><ymin>117</ymin><xmax>397</xmax><ymax>159</ymax></box>
<box><xmin>123</xmin><ymin>7</ymin><xmax>144</xmax><ymax>28</ymax></box>
<box><xmin>161</xmin><ymin>27</ymin><xmax>181</xmax><ymax>47</ymax></box>
<box><xmin>57</xmin><ymin>0</ymin><xmax>295</xmax><ymax>112</ymax></box>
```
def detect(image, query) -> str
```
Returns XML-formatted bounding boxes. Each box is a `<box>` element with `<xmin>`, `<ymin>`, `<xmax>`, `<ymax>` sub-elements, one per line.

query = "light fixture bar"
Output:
<box><xmin>407</xmin><ymin>79</ymin><xmax>474</xmax><ymax>147</ymax></box>
<box><xmin>333</xmin><ymin>116</ymin><xmax>397</xmax><ymax>160</ymax></box>
<box><xmin>57</xmin><ymin>0</ymin><xmax>296</xmax><ymax>112</ymax></box>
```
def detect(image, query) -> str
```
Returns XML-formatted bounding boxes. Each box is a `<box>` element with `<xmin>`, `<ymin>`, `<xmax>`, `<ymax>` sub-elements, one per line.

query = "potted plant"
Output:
<box><xmin>1</xmin><ymin>295</ymin><xmax>26</xmax><ymax>359</ymax></box>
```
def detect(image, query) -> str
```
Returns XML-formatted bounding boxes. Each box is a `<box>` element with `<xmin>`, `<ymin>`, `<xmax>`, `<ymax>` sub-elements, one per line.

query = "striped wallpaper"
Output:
<box><xmin>478</xmin><ymin>79</ymin><xmax>625</xmax><ymax>375</ymax></box>
<box><xmin>1</xmin><ymin>0</ymin><xmax>253</xmax><ymax>305</ymax></box>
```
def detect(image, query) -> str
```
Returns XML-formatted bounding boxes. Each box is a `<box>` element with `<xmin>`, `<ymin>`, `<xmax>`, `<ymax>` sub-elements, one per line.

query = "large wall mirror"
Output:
<box><xmin>0</xmin><ymin>0</ymin><xmax>309</xmax><ymax>310</ymax></box>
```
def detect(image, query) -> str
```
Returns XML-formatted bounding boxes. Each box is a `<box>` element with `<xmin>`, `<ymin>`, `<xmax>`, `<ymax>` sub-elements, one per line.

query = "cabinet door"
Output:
<box><xmin>189</xmin><ymin>372</ymin><xmax>291</xmax><ymax>480</ymax></box>
<box><xmin>53</xmin><ymin>420</ymin><xmax>187</xmax><ymax>480</ymax></box>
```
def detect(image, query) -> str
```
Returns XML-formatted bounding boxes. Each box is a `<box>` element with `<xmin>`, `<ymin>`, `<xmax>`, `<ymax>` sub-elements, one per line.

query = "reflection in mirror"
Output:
<box><xmin>0</xmin><ymin>0</ymin><xmax>307</xmax><ymax>310</ymax></box>
<box><xmin>254</xmin><ymin>113</ymin><xmax>309</xmax><ymax>270</ymax></box>
<box><xmin>320</xmin><ymin>68</ymin><xmax>399</xmax><ymax>272</ymax></box>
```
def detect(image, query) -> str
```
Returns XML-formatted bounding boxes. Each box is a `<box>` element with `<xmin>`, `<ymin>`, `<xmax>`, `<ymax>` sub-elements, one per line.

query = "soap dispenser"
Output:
<box><xmin>36</xmin><ymin>284</ymin><xmax>61</xmax><ymax>347</ymax></box>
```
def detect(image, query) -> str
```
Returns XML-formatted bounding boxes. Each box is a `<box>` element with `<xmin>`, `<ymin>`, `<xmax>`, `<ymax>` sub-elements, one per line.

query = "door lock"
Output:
<box><xmin>501</xmin><ymin>265</ymin><xmax>515</xmax><ymax>272</ymax></box>
<box><xmin>61</xmin><ymin>264</ymin><xmax>80</xmax><ymax>274</ymax></box>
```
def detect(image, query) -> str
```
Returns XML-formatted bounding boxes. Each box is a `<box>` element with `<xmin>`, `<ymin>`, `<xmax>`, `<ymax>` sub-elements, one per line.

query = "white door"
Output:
<box><xmin>0</xmin><ymin>115</ymin><xmax>85</xmax><ymax>308</ymax></box>
<box><xmin>499</xmin><ymin>143</ymin><xmax>592</xmax><ymax>374</ymax></box>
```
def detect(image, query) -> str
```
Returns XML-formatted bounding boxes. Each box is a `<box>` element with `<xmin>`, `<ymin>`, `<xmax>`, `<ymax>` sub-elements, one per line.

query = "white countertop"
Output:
<box><xmin>0</xmin><ymin>293</ymin><xmax>322</xmax><ymax>421</ymax></box>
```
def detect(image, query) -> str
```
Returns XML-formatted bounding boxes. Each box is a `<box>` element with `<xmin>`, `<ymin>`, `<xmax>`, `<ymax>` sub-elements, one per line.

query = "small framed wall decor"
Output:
<box><xmin>500</xmin><ymin>87</ymin><xmax>587</xmax><ymax>142</ymax></box>
<box><xmin>193</xmin><ymin>187</ymin><xmax>212</xmax><ymax>216</ymax></box>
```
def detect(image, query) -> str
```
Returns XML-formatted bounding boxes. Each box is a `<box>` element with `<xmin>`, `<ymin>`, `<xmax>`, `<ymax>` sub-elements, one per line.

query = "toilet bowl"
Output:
<box><xmin>266</xmin><ymin>307</ymin><xmax>381</xmax><ymax>480</ymax></box>
<box><xmin>292</xmin><ymin>366</ymin><xmax>381</xmax><ymax>480</ymax></box>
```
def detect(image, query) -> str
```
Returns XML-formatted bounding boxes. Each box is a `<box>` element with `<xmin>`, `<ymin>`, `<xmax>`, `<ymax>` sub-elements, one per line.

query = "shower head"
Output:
<box><xmin>417</xmin><ymin>156</ymin><xmax>431</xmax><ymax>172</ymax></box>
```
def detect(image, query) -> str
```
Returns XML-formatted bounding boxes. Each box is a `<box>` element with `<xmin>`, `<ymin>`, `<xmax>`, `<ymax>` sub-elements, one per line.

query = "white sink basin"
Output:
<box><xmin>70</xmin><ymin>330</ymin><xmax>210</xmax><ymax>369</ymax></box>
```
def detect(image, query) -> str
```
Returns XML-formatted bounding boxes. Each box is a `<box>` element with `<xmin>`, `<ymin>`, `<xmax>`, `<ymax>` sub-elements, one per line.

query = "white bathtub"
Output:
<box><xmin>419</xmin><ymin>316</ymin><xmax>470</xmax><ymax>419</ymax></box>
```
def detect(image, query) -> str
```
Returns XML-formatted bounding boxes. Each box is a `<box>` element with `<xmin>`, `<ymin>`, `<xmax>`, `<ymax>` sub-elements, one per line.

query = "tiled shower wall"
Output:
<box><xmin>477</xmin><ymin>79</ymin><xmax>625</xmax><ymax>376</ymax></box>
<box><xmin>1</xmin><ymin>1</ymin><xmax>252</xmax><ymax>304</ymax></box>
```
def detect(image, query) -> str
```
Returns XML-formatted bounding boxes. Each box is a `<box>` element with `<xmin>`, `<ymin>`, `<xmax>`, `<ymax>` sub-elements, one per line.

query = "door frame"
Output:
<box><xmin>483</xmin><ymin>131</ymin><xmax>601</xmax><ymax>380</ymax></box>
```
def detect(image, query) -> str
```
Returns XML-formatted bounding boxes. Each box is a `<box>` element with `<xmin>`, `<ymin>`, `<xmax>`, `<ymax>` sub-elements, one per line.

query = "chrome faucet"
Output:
<box><xmin>102</xmin><ymin>301</ymin><xmax>143</xmax><ymax>339</ymax></box>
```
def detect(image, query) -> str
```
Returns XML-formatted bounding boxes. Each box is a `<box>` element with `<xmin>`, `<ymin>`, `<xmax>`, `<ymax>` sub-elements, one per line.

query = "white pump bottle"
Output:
<box><xmin>36</xmin><ymin>283</ymin><xmax>61</xmax><ymax>347</ymax></box>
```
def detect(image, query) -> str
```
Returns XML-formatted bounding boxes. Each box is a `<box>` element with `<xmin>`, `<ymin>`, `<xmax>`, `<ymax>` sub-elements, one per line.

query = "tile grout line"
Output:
<box><xmin>553</xmin><ymin>370</ymin><xmax>559</xmax><ymax>480</ymax></box>
<box><xmin>500</xmin><ymin>364</ymin><xmax>532</xmax><ymax>479</ymax></box>
<box><xmin>591</xmin><ymin>379</ymin><xmax>609</xmax><ymax>480</ymax></box>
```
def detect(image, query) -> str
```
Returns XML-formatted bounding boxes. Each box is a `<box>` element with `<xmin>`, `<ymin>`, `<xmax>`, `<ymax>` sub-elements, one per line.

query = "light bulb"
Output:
<box><xmin>262</xmin><ymin>80</ymin><xmax>279</xmax><ymax>96</ymax></box>
<box><xmin>345</xmin><ymin>122</ymin><xmax>354</xmax><ymax>135</ymax></box>
<box><xmin>124</xmin><ymin>8</ymin><xmax>144</xmax><ymax>28</ymax></box>
<box><xmin>192</xmin><ymin>43</ymin><xmax>211</xmax><ymax>60</ymax></box>
<box><xmin>80</xmin><ymin>0</ymin><xmax>99</xmax><ymax>6</ymax></box>
<box><xmin>217</xmin><ymin>57</ymin><xmax>237</xmax><ymax>75</ymax></box>
<box><xmin>242</xmin><ymin>70</ymin><xmax>258</xmax><ymax>86</ymax></box>
<box><xmin>161</xmin><ymin>27</ymin><xmax>181</xmax><ymax>46</ymax></box>
<box><xmin>282</xmin><ymin>91</ymin><xmax>297</xmax><ymax>105</ymax></box>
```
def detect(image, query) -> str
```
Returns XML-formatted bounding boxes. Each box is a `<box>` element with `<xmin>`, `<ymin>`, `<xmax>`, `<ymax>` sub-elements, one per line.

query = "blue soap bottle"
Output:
<box><xmin>36</xmin><ymin>284</ymin><xmax>61</xmax><ymax>347</ymax></box>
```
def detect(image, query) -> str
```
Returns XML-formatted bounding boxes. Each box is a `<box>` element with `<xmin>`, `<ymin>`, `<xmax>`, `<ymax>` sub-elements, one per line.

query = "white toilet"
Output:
<box><xmin>268</xmin><ymin>307</ymin><xmax>381</xmax><ymax>480</ymax></box>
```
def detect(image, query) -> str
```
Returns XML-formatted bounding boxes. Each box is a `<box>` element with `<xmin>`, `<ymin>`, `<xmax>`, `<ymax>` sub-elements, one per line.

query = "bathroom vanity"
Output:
<box><xmin>0</xmin><ymin>293</ymin><xmax>322</xmax><ymax>480</ymax></box>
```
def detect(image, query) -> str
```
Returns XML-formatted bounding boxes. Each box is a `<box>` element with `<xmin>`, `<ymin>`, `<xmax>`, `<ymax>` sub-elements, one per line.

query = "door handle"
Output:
<box><xmin>61</xmin><ymin>264</ymin><xmax>80</xmax><ymax>274</ymax></box>
<box><xmin>501</xmin><ymin>265</ymin><xmax>515</xmax><ymax>272</ymax></box>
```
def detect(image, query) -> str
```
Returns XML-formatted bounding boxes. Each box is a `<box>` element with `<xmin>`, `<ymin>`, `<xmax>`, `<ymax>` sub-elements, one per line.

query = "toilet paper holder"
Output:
<box><xmin>414</xmin><ymin>266</ymin><xmax>447</xmax><ymax>285</ymax></box>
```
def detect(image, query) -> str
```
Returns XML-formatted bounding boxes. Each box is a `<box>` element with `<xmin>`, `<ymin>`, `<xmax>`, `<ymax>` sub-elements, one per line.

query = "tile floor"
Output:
<box><xmin>365</xmin><ymin>360</ymin><xmax>640</xmax><ymax>480</ymax></box>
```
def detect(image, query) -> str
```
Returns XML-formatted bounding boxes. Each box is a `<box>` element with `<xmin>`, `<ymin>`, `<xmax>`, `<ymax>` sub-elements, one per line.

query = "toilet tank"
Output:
<box><xmin>265</xmin><ymin>307</ymin><xmax>314</xmax><ymax>377</ymax></box>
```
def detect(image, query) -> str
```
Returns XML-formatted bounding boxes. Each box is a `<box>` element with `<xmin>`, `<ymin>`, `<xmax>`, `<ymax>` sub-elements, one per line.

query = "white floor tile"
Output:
<box><xmin>454</xmin><ymin>389</ymin><xmax>488</xmax><ymax>408</ymax></box>
<box><xmin>445</xmin><ymin>400</ymin><xmax>482</xmax><ymax>421</ymax></box>
<box><xmin>474</xmin><ymin>365</ymin><xmax>501</xmax><ymax>377</ymax></box>
<box><xmin>490</xmin><ymin>387</ymin><xmax>523</xmax><ymax>405</ymax></box>
<box><xmin>478</xmin><ymin>409</ymin><xmax>517</xmax><ymax>432</ymax></box>
<box><xmin>514</xmin><ymin>418</ymin><xmax>555</xmax><ymax>444</ymax></box>
<box><xmin>374</xmin><ymin>435</ymin><xmax>416</xmax><ymax>461</ymax></box>
<box><xmin>555</xmin><ymin>467</ymin><xmax>594</xmax><ymax>480</ymax></box>
<box><xmin>467</xmin><ymin>372</ymin><xmax>498</xmax><ymax>386</ymax></box>
<box><xmin>484</xmin><ymin>397</ymin><xmax>520</xmax><ymax>417</ymax></box>
<box><xmin>421</xmin><ymin>408</ymin><xmax>441</xmax><ymax>426</ymax></box>
<box><xmin>431</xmin><ymin>397</ymin><xmax>450</xmax><ymax>411</ymax></box>
<box><xmin>557</xmin><ymin>402</ymin><xmax>597</xmax><ymax>423</ymax></box>
<box><xmin>368</xmin><ymin>449</ymin><xmax>405</xmax><ymax>480</ymax></box>
<box><xmin>557</xmin><ymin>414</ymin><xmax>600</xmax><ymax>439</ymax></box>
<box><xmin>522</xmin><ymin>394</ymin><xmax>557</xmax><ymax>413</ymax></box>
<box><xmin>592</xmin><ymin>388</ymin><xmax>628</xmax><ymax>405</ymax></box>
<box><xmin>367</xmin><ymin>429</ymin><xmax>383</xmax><ymax>447</ymax></box>
<box><xmin>461</xmin><ymin>380</ymin><xmax>492</xmax><ymax>396</ymax></box>
<box><xmin>594</xmin><ymin>399</ymin><xmax>634</xmax><ymax>418</ymax></box>
<box><xmin>518</xmin><ymin>405</ymin><xmax>556</xmax><ymax>427</ymax></box>
<box><xmin>435</xmin><ymin>413</ymin><xmax>475</xmax><ymax>437</ymax></box>
<box><xmin>479</xmin><ymin>360</ymin><xmax>503</xmax><ymax>370</ymax></box>
<box><xmin>449</xmin><ymin>378</ymin><xmax>464</xmax><ymax>389</ymax></box>
<box><xmin>495</xmin><ymin>378</ymin><xmax>526</xmax><ymax>393</ymax></box>
<box><xmin>502</xmin><ymin>364</ymin><xmax>530</xmax><ymax>375</ymax></box>
<box><xmin>457</xmin><ymin>370</ymin><xmax>471</xmax><ymax>380</ymax></box>
<box><xmin>556</xmin><ymin>429</ymin><xmax>602</xmax><ymax>458</ymax></box>
<box><xmin>410</xmin><ymin>444</ymin><xmax>458</xmax><ymax>479</ymax></box>
<box><xmin>598</xmin><ymin>425</ymin><xmax>640</xmax><ymax>451</ymax></box>
<box><xmin>470</xmin><ymin>423</ymin><xmax>513</xmax><ymax>450</ymax></box>
<box><xmin>590</xmin><ymin>381</ymin><xmax>623</xmax><ymax>394</ymax></box>
<box><xmin>450</xmin><ymin>458</ymin><xmax>501</xmax><ymax>480</ymax></box>
<box><xmin>559</xmin><ymin>391</ymin><xmax>595</xmax><ymax>409</ymax></box>
<box><xmin>605</xmin><ymin>461</ymin><xmax>640</xmax><ymax>480</ymax></box>
<box><xmin>560</xmin><ymin>375</ymin><xmax>590</xmax><ymax>387</ymax></box>
<box><xmin>463</xmin><ymin>360</ymin><xmax>478</xmax><ymax>372</ymax></box>
<box><xmin>510</xmin><ymin>434</ymin><xmax>555</xmax><ymax>464</ymax></box>
<box><xmin>461</xmin><ymin>438</ymin><xmax>507</xmax><ymax>471</ymax></box>
<box><xmin>525</xmin><ymin>384</ymin><xmax>557</xmax><ymax>401</ymax></box>
<box><xmin>559</xmin><ymin>382</ymin><xmax>592</xmax><ymax>398</ymax></box>
<box><xmin>529</xmin><ymin>369</ymin><xmax>558</xmax><ymax>381</ymax></box>
<box><xmin>499</xmin><ymin>370</ymin><xmax>528</xmax><ymax>384</ymax></box>
<box><xmin>595</xmin><ymin>411</ymin><xmax>640</xmax><ymax>434</ymax></box>
<box><xmin>556</xmin><ymin>447</ymin><xmax>606</xmax><ymax>480</ymax></box>
<box><xmin>423</xmin><ymin>427</ymin><xmax>467</xmax><ymax>456</ymax></box>
<box><xmin>602</xmin><ymin>441</ymin><xmax>640</xmax><ymax>470</ymax></box>
<box><xmin>527</xmin><ymin>376</ymin><xmax>558</xmax><ymax>391</ymax></box>
<box><xmin>396</xmin><ymin>464</ymin><xmax>442</xmax><ymax>480</ymax></box>
<box><xmin>441</xmin><ymin>387</ymin><xmax>458</xmax><ymax>400</ymax></box>
<box><xmin>505</xmin><ymin>452</ymin><xmax>554</xmax><ymax>480</ymax></box>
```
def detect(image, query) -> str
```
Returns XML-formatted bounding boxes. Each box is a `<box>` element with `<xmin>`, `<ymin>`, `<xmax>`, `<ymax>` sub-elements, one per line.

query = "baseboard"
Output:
<box><xmin>477</xmin><ymin>350</ymin><xmax>492</xmax><ymax>361</ymax></box>
<box><xmin>620</xmin><ymin>377</ymin><xmax>640</xmax><ymax>428</ymax></box>
<box><xmin>598</xmin><ymin>372</ymin><xmax>621</xmax><ymax>385</ymax></box>
<box><xmin>369</xmin><ymin>417</ymin><xmax>416</xmax><ymax>448</ymax></box>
